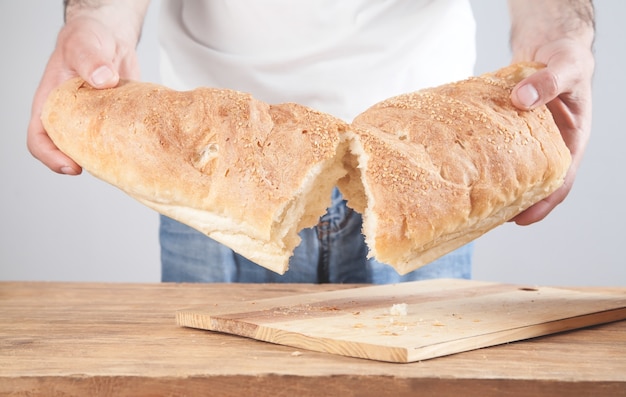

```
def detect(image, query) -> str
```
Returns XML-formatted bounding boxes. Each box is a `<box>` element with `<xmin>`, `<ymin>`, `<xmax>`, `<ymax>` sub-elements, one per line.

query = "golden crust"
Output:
<box><xmin>345</xmin><ymin>62</ymin><xmax>571</xmax><ymax>273</ymax></box>
<box><xmin>41</xmin><ymin>62</ymin><xmax>571</xmax><ymax>276</ymax></box>
<box><xmin>42</xmin><ymin>78</ymin><xmax>348</xmax><ymax>274</ymax></box>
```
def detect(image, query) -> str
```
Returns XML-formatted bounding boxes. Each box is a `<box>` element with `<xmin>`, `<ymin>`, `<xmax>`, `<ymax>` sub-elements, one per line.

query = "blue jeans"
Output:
<box><xmin>160</xmin><ymin>188</ymin><xmax>472</xmax><ymax>283</ymax></box>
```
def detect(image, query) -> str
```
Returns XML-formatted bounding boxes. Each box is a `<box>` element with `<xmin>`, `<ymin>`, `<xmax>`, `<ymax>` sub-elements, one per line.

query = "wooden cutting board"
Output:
<box><xmin>176</xmin><ymin>279</ymin><xmax>626</xmax><ymax>363</ymax></box>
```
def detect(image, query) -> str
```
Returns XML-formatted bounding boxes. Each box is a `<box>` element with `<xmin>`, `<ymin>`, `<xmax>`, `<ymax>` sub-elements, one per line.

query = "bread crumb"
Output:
<box><xmin>389</xmin><ymin>303</ymin><xmax>408</xmax><ymax>316</ymax></box>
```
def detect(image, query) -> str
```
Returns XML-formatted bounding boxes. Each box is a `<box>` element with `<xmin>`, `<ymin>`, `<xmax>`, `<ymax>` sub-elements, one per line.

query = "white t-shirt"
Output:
<box><xmin>159</xmin><ymin>0</ymin><xmax>476</xmax><ymax>121</ymax></box>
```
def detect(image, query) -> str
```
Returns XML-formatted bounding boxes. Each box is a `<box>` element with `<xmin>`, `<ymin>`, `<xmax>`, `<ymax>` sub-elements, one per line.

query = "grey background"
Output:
<box><xmin>1</xmin><ymin>1</ymin><xmax>624</xmax><ymax>285</ymax></box>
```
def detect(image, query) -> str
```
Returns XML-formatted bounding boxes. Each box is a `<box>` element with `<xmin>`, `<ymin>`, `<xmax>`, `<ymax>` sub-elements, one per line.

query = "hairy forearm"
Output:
<box><xmin>63</xmin><ymin>0</ymin><xmax>103</xmax><ymax>16</ymax></box>
<box><xmin>508</xmin><ymin>0</ymin><xmax>595</xmax><ymax>60</ymax></box>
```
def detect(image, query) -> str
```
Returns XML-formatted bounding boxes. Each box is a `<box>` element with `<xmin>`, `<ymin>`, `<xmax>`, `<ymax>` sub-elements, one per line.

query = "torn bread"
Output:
<box><xmin>339</xmin><ymin>62</ymin><xmax>571</xmax><ymax>274</ymax></box>
<box><xmin>41</xmin><ymin>62</ymin><xmax>570</xmax><ymax>276</ymax></box>
<box><xmin>41</xmin><ymin>78</ymin><xmax>349</xmax><ymax>274</ymax></box>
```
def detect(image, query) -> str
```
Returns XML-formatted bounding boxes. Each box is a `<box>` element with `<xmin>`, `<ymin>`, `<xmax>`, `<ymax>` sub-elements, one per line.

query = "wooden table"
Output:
<box><xmin>1</xmin><ymin>282</ymin><xmax>625</xmax><ymax>396</ymax></box>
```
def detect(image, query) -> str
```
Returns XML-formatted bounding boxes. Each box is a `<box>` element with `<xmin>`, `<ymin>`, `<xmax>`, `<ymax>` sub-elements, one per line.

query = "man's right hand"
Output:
<box><xmin>27</xmin><ymin>1</ymin><xmax>150</xmax><ymax>174</ymax></box>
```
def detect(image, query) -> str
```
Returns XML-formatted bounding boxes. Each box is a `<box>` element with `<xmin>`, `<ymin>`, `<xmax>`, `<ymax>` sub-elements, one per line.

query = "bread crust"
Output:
<box><xmin>42</xmin><ymin>78</ymin><xmax>348</xmax><ymax>274</ymax></box>
<box><xmin>343</xmin><ymin>62</ymin><xmax>571</xmax><ymax>273</ymax></box>
<box><xmin>42</xmin><ymin>62</ymin><xmax>570</xmax><ymax>276</ymax></box>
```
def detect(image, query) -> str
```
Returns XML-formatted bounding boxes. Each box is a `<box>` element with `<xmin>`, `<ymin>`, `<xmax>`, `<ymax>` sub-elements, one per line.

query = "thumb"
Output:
<box><xmin>86</xmin><ymin>64</ymin><xmax>118</xmax><ymax>88</ymax></box>
<box><xmin>59</xmin><ymin>19</ymin><xmax>121</xmax><ymax>88</ymax></box>
<box><xmin>510</xmin><ymin>41</ymin><xmax>593</xmax><ymax>111</ymax></box>
<box><xmin>510</xmin><ymin>67</ymin><xmax>559</xmax><ymax>110</ymax></box>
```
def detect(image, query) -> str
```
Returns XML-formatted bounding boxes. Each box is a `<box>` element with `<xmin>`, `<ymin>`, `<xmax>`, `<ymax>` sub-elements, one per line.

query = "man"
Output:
<box><xmin>28</xmin><ymin>0</ymin><xmax>595</xmax><ymax>283</ymax></box>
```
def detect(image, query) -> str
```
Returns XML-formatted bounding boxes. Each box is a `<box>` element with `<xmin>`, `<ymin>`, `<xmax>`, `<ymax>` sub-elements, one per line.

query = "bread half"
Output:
<box><xmin>42</xmin><ymin>78</ymin><xmax>349</xmax><ymax>274</ymax></box>
<box><xmin>339</xmin><ymin>62</ymin><xmax>571</xmax><ymax>274</ymax></box>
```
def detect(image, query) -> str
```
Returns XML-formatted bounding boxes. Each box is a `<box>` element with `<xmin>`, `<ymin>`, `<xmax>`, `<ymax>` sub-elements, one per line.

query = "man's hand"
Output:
<box><xmin>507</xmin><ymin>0</ymin><xmax>595</xmax><ymax>225</ymax></box>
<box><xmin>27</xmin><ymin>1</ymin><xmax>150</xmax><ymax>175</ymax></box>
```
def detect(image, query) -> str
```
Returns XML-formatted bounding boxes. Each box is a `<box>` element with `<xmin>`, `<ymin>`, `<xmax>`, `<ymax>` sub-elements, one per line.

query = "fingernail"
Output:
<box><xmin>61</xmin><ymin>166</ymin><xmax>76</xmax><ymax>175</ymax></box>
<box><xmin>91</xmin><ymin>65</ymin><xmax>114</xmax><ymax>86</ymax></box>
<box><xmin>517</xmin><ymin>84</ymin><xmax>539</xmax><ymax>109</ymax></box>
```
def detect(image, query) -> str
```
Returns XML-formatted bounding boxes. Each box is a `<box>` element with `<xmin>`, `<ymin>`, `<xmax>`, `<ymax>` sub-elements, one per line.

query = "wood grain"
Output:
<box><xmin>1</xmin><ymin>281</ymin><xmax>625</xmax><ymax>397</ymax></box>
<box><xmin>176</xmin><ymin>279</ymin><xmax>626</xmax><ymax>363</ymax></box>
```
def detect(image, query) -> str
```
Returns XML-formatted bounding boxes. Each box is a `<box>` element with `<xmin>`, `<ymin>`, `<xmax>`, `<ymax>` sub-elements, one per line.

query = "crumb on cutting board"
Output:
<box><xmin>389</xmin><ymin>303</ymin><xmax>408</xmax><ymax>316</ymax></box>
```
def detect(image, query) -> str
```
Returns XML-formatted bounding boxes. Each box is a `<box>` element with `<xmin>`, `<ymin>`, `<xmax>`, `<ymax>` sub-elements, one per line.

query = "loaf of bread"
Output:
<box><xmin>41</xmin><ymin>79</ymin><xmax>350</xmax><ymax>274</ymax></box>
<box><xmin>41</xmin><ymin>62</ymin><xmax>570</xmax><ymax>275</ymax></box>
<box><xmin>339</xmin><ymin>62</ymin><xmax>571</xmax><ymax>274</ymax></box>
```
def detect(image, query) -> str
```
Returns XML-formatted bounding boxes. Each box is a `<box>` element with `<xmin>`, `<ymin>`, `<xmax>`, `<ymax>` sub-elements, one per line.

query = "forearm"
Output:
<box><xmin>63</xmin><ymin>0</ymin><xmax>151</xmax><ymax>45</ymax></box>
<box><xmin>508</xmin><ymin>0</ymin><xmax>595</xmax><ymax>61</ymax></box>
